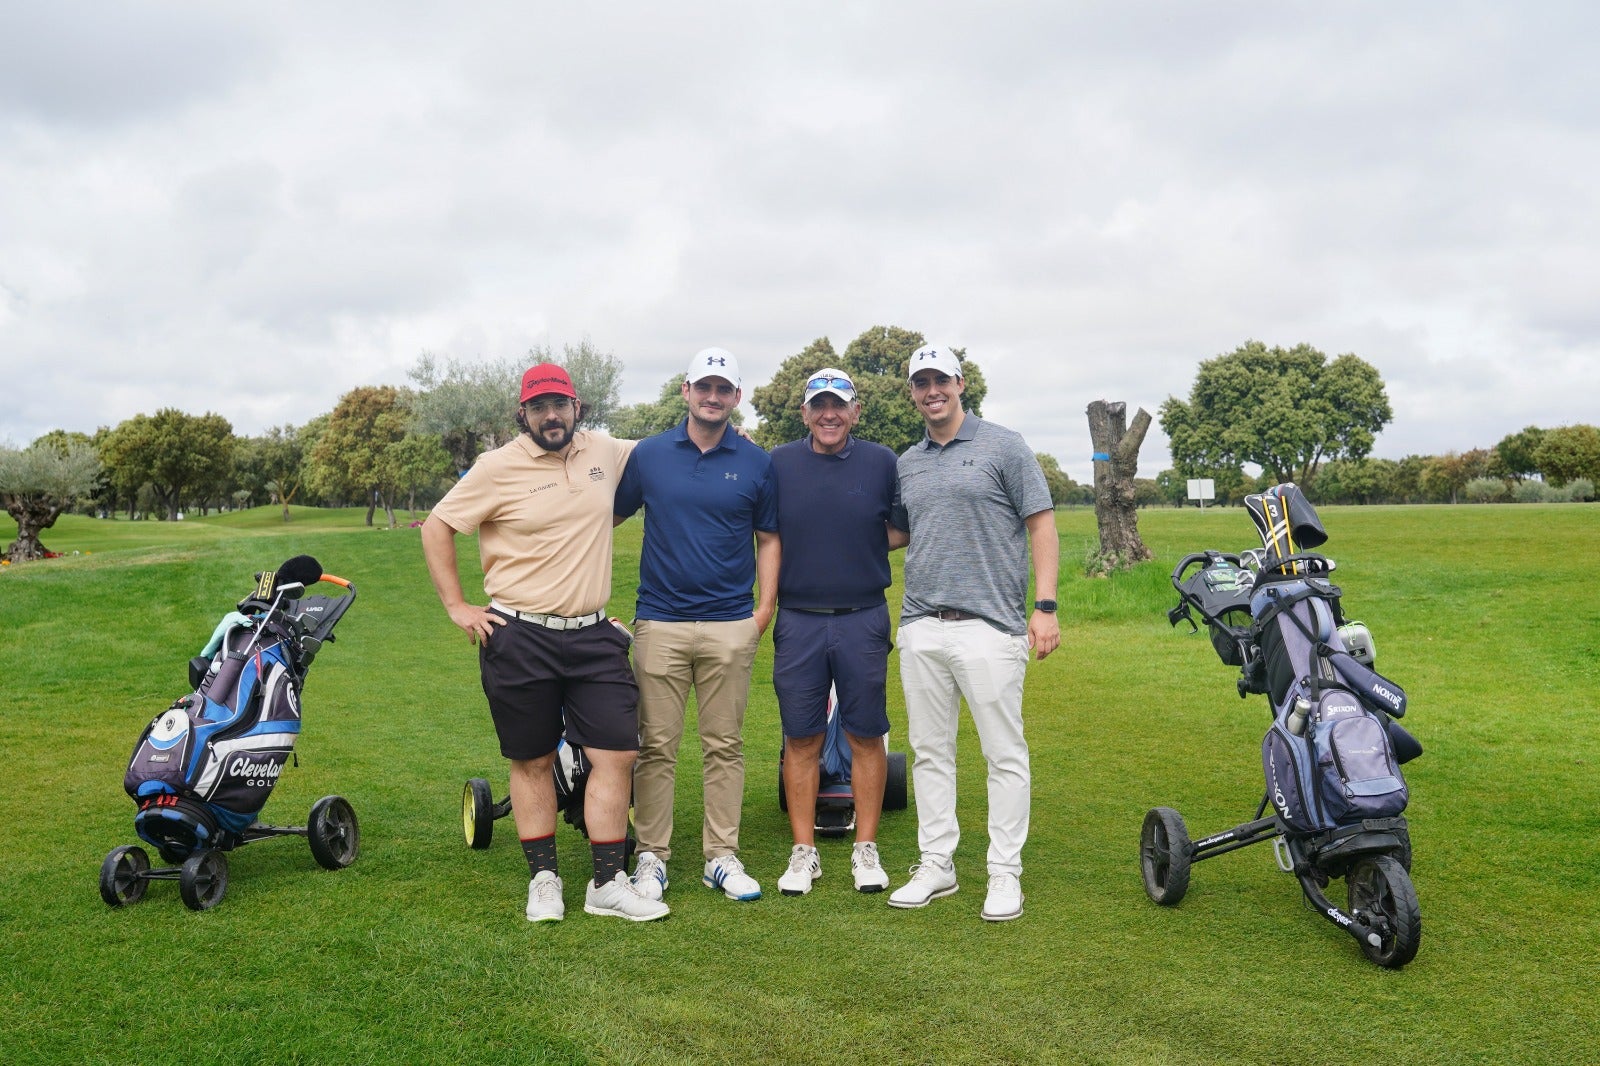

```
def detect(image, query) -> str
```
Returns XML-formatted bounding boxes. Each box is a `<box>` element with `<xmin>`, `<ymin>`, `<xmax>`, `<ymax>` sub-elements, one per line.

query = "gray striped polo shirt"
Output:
<box><xmin>890</xmin><ymin>412</ymin><xmax>1054</xmax><ymax>635</ymax></box>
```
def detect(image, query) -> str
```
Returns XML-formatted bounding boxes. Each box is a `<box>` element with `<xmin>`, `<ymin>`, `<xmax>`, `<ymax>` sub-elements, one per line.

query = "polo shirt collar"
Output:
<box><xmin>672</xmin><ymin>418</ymin><xmax>736</xmax><ymax>453</ymax></box>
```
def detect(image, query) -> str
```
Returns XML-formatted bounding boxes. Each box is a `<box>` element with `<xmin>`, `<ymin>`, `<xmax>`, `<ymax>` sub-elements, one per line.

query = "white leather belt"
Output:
<box><xmin>490</xmin><ymin>603</ymin><xmax>605</xmax><ymax>631</ymax></box>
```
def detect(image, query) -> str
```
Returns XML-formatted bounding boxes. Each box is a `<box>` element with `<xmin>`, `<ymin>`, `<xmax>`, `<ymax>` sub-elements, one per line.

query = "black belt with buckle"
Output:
<box><xmin>933</xmin><ymin>609</ymin><xmax>979</xmax><ymax>621</ymax></box>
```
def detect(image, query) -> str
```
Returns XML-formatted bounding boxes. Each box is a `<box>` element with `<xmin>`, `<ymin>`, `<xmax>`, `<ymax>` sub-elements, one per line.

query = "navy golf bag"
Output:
<box><xmin>1145</xmin><ymin>483</ymin><xmax>1424</xmax><ymax>968</ymax></box>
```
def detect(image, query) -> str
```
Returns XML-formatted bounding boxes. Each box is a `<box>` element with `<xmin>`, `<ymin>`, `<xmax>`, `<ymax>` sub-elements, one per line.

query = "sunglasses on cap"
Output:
<box><xmin>805</xmin><ymin>376</ymin><xmax>854</xmax><ymax>393</ymax></box>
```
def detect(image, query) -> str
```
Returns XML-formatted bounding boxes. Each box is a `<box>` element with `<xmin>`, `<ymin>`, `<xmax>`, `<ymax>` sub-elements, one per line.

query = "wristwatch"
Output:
<box><xmin>1034</xmin><ymin>600</ymin><xmax>1057</xmax><ymax>613</ymax></box>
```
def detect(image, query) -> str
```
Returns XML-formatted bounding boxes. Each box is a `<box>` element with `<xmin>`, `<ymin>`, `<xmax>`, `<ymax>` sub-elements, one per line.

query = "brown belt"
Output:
<box><xmin>933</xmin><ymin>609</ymin><xmax>979</xmax><ymax>621</ymax></box>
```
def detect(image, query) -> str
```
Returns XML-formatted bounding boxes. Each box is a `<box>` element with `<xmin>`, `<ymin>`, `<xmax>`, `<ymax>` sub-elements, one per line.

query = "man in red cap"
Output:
<box><xmin>422</xmin><ymin>363</ymin><xmax>668</xmax><ymax>924</ymax></box>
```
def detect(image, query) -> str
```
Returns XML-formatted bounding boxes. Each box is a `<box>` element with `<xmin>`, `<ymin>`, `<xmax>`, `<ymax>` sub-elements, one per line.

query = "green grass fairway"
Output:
<box><xmin>2</xmin><ymin>504</ymin><xmax>1596</xmax><ymax>1064</ymax></box>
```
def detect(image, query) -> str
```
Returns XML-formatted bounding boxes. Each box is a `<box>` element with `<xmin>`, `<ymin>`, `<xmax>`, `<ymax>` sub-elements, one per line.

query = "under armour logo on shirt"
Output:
<box><xmin>725</xmin><ymin>472</ymin><xmax>739</xmax><ymax>480</ymax></box>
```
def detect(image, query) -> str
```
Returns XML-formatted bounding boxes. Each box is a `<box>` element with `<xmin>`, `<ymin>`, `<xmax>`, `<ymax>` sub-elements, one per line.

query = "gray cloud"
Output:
<box><xmin>3</xmin><ymin>2</ymin><xmax>1597</xmax><ymax>485</ymax></box>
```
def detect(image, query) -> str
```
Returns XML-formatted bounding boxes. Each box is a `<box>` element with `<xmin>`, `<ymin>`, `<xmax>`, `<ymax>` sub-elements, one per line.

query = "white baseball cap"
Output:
<box><xmin>908</xmin><ymin>344</ymin><xmax>962</xmax><ymax>380</ymax></box>
<box><xmin>687</xmin><ymin>347</ymin><xmax>741</xmax><ymax>388</ymax></box>
<box><xmin>802</xmin><ymin>367</ymin><xmax>856</xmax><ymax>405</ymax></box>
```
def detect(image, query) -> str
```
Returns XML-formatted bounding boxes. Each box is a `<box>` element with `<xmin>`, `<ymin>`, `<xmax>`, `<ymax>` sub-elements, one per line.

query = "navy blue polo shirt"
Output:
<box><xmin>615</xmin><ymin>419</ymin><xmax>779</xmax><ymax>621</ymax></box>
<box><xmin>770</xmin><ymin>434</ymin><xmax>899</xmax><ymax>610</ymax></box>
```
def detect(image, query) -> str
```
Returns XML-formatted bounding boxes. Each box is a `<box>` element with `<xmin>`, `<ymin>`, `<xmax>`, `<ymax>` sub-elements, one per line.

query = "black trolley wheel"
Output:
<box><xmin>99</xmin><ymin>845</ymin><xmax>151</xmax><ymax>907</ymax></box>
<box><xmin>884</xmin><ymin>751</ymin><xmax>909</xmax><ymax>811</ymax></box>
<box><xmin>178</xmin><ymin>849</ymin><xmax>229</xmax><ymax>911</ymax></box>
<box><xmin>463</xmin><ymin>778</ymin><xmax>497</xmax><ymax>849</ymax></box>
<box><xmin>1347</xmin><ymin>854</ymin><xmax>1421</xmax><ymax>969</ymax></box>
<box><xmin>1140</xmin><ymin>807</ymin><xmax>1193</xmax><ymax>905</ymax></box>
<box><xmin>308</xmin><ymin>795</ymin><xmax>361</xmax><ymax>869</ymax></box>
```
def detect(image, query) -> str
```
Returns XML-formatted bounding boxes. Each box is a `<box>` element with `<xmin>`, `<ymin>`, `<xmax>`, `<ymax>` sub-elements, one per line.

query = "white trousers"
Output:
<box><xmin>899</xmin><ymin>615</ymin><xmax>1031</xmax><ymax>876</ymax></box>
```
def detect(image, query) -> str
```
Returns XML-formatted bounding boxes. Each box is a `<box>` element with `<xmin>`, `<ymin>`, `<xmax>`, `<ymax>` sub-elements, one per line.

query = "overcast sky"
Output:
<box><xmin>4</xmin><ymin>2</ymin><xmax>1597</xmax><ymax>483</ymax></box>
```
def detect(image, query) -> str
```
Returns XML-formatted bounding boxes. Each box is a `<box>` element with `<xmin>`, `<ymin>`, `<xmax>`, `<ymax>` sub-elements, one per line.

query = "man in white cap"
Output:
<box><xmin>887</xmin><ymin>344</ymin><xmax>1060</xmax><ymax>921</ymax></box>
<box><xmin>614</xmin><ymin>348</ymin><xmax>780</xmax><ymax>903</ymax></box>
<box><xmin>768</xmin><ymin>368</ymin><xmax>905</xmax><ymax>897</ymax></box>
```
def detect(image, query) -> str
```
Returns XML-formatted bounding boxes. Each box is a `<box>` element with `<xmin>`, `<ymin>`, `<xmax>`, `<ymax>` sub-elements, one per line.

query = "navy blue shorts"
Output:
<box><xmin>772</xmin><ymin>603</ymin><xmax>892</xmax><ymax>740</ymax></box>
<box><xmin>478</xmin><ymin>613</ymin><xmax>640</xmax><ymax>759</ymax></box>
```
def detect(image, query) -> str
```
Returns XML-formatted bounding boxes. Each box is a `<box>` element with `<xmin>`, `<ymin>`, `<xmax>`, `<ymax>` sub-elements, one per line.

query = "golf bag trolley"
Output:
<box><xmin>100</xmin><ymin>556</ymin><xmax>360</xmax><ymax>911</ymax></box>
<box><xmin>1139</xmin><ymin>484</ymin><xmax>1424</xmax><ymax>968</ymax></box>
<box><xmin>776</xmin><ymin>685</ymin><xmax>908</xmax><ymax>836</ymax></box>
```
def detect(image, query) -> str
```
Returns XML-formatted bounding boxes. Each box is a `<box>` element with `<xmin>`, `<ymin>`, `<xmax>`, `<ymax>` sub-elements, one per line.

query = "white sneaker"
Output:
<box><xmin>981</xmin><ymin>873</ymin><xmax>1024</xmax><ymax>922</ymax></box>
<box><xmin>887</xmin><ymin>854</ymin><xmax>958</xmax><ymax>909</ymax></box>
<box><xmin>525</xmin><ymin>870</ymin><xmax>564</xmax><ymax>923</ymax></box>
<box><xmin>851</xmin><ymin>841</ymin><xmax>889</xmax><ymax>893</ymax></box>
<box><xmin>778</xmin><ymin>844</ymin><xmax>821</xmax><ymax>896</ymax></box>
<box><xmin>632</xmin><ymin>850</ymin><xmax>668</xmax><ymax>901</ymax></box>
<box><xmin>584</xmin><ymin>871</ymin><xmax>670</xmax><ymax>922</ymax></box>
<box><xmin>703</xmin><ymin>854</ymin><xmax>762</xmax><ymax>900</ymax></box>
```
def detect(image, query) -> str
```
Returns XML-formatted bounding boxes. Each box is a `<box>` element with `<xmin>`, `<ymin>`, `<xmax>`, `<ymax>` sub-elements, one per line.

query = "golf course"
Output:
<box><xmin>1</xmin><ymin>501</ymin><xmax>1595</xmax><ymax>1064</ymax></box>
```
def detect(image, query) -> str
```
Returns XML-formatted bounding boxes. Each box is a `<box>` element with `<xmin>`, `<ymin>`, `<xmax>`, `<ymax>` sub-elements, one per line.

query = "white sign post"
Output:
<box><xmin>1186</xmin><ymin>478</ymin><xmax>1216</xmax><ymax>512</ymax></box>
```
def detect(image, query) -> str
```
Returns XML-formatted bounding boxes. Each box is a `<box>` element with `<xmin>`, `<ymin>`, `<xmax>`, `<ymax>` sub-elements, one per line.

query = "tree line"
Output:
<box><xmin>2</xmin><ymin>327</ymin><xmax>1096</xmax><ymax>562</ymax></box>
<box><xmin>5</xmin><ymin>333</ymin><xmax>1592</xmax><ymax>563</ymax></box>
<box><xmin>1152</xmin><ymin>341</ymin><xmax>1597</xmax><ymax>507</ymax></box>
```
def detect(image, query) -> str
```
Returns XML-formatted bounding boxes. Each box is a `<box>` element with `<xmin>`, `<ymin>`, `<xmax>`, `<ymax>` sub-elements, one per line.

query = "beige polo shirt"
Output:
<box><xmin>430</xmin><ymin>430</ymin><xmax>637</xmax><ymax>617</ymax></box>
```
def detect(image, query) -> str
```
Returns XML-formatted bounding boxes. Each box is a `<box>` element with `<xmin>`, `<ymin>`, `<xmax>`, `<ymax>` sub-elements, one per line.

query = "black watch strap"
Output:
<box><xmin>1034</xmin><ymin>600</ymin><xmax>1057</xmax><ymax>613</ymax></box>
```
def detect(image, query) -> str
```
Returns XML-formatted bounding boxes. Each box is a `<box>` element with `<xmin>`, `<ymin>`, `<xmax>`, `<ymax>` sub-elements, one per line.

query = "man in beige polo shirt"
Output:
<box><xmin>422</xmin><ymin>363</ymin><xmax>667</xmax><ymax>924</ymax></box>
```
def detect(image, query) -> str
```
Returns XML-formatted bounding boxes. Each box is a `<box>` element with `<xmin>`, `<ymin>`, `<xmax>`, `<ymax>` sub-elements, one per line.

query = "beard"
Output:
<box><xmin>530</xmin><ymin>420</ymin><xmax>575</xmax><ymax>452</ymax></box>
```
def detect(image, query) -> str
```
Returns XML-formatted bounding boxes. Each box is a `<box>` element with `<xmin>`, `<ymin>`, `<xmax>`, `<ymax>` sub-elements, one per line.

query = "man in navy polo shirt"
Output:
<box><xmin>614</xmin><ymin>347</ymin><xmax>780</xmax><ymax>903</ymax></box>
<box><xmin>768</xmin><ymin>367</ymin><xmax>905</xmax><ymax>896</ymax></box>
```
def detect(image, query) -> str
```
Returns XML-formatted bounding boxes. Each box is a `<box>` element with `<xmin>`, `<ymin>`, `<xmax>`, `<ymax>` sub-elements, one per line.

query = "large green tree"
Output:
<box><xmin>1160</xmin><ymin>341</ymin><xmax>1393</xmax><ymax>490</ymax></box>
<box><xmin>408</xmin><ymin>354</ymin><xmax>521</xmax><ymax>473</ymax></box>
<box><xmin>307</xmin><ymin>386</ymin><xmax>410</xmax><ymax>526</ymax></box>
<box><xmin>748</xmin><ymin>325</ymin><xmax>986</xmax><ymax>454</ymax></box>
<box><xmin>1420</xmin><ymin>449</ymin><xmax>1492</xmax><ymax>504</ymax></box>
<box><xmin>1491</xmin><ymin>425</ymin><xmax>1547</xmax><ymax>482</ymax></box>
<box><xmin>1534</xmin><ymin>424</ymin><xmax>1600</xmax><ymax>486</ymax></box>
<box><xmin>99</xmin><ymin>409</ymin><xmax>234</xmax><ymax>521</ymax></box>
<box><xmin>1</xmin><ymin>435</ymin><xmax>102</xmax><ymax>561</ymax></box>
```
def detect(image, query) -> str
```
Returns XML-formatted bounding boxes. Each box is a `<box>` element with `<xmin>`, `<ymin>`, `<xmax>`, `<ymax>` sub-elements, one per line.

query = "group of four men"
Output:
<box><xmin>421</xmin><ymin>344</ymin><xmax>1059</xmax><ymax>925</ymax></box>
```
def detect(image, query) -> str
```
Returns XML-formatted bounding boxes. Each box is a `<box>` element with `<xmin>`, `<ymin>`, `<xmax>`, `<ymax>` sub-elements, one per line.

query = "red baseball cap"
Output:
<box><xmin>520</xmin><ymin>363</ymin><xmax>578</xmax><ymax>403</ymax></box>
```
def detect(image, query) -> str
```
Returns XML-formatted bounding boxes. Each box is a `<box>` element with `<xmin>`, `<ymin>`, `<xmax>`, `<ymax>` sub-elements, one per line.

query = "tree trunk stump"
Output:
<box><xmin>1087</xmin><ymin>400</ymin><xmax>1154</xmax><ymax>575</ymax></box>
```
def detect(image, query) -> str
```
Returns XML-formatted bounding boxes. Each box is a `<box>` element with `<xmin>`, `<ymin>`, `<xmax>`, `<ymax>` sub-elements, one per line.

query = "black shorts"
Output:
<box><xmin>478</xmin><ymin>613</ymin><xmax>640</xmax><ymax>759</ymax></box>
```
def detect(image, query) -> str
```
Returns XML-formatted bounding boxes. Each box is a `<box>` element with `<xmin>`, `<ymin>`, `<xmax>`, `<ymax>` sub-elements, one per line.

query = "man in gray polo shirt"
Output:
<box><xmin>886</xmin><ymin>344</ymin><xmax>1060</xmax><ymax>921</ymax></box>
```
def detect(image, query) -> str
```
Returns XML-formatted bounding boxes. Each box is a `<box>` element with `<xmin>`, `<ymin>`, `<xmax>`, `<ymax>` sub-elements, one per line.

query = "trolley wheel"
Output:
<box><xmin>1347</xmin><ymin>854</ymin><xmax>1421</xmax><ymax>969</ymax></box>
<box><xmin>308</xmin><ymin>796</ymin><xmax>361</xmax><ymax>869</ymax></box>
<box><xmin>99</xmin><ymin>845</ymin><xmax>151</xmax><ymax>907</ymax></box>
<box><xmin>884</xmin><ymin>751</ymin><xmax>909</xmax><ymax>811</ymax></box>
<box><xmin>178</xmin><ymin>849</ymin><xmax>229</xmax><ymax>911</ymax></box>
<box><xmin>1140</xmin><ymin>807</ymin><xmax>1192</xmax><ymax>905</ymax></box>
<box><xmin>464</xmin><ymin>778</ymin><xmax>496</xmax><ymax>849</ymax></box>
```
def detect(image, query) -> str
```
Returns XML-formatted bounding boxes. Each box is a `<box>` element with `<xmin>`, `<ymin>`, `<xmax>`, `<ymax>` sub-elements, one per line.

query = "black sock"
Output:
<box><xmin>521</xmin><ymin>834</ymin><xmax>556</xmax><ymax>878</ymax></box>
<box><xmin>591</xmin><ymin>839</ymin><xmax>628</xmax><ymax>888</ymax></box>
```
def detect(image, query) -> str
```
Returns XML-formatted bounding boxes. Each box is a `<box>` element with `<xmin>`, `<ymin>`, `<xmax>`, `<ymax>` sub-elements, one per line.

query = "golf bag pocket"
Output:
<box><xmin>124</xmin><ymin>695</ymin><xmax>203</xmax><ymax>800</ymax></box>
<box><xmin>1262</xmin><ymin>721</ymin><xmax>1321</xmax><ymax>833</ymax></box>
<box><xmin>1311</xmin><ymin>692</ymin><xmax>1407</xmax><ymax>824</ymax></box>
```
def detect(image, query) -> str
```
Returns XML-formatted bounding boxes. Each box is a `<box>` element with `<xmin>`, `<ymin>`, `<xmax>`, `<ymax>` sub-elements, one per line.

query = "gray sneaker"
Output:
<box><xmin>585</xmin><ymin>871</ymin><xmax>670</xmax><ymax>922</ymax></box>
<box><xmin>525</xmin><ymin>870</ymin><xmax>565</xmax><ymax>923</ymax></box>
<box><xmin>778</xmin><ymin>844</ymin><xmax>821</xmax><ymax>896</ymax></box>
<box><xmin>851</xmin><ymin>841</ymin><xmax>889</xmax><ymax>893</ymax></box>
<box><xmin>887</xmin><ymin>854</ymin><xmax>958</xmax><ymax>909</ymax></box>
<box><xmin>632</xmin><ymin>850</ymin><xmax>668</xmax><ymax>901</ymax></box>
